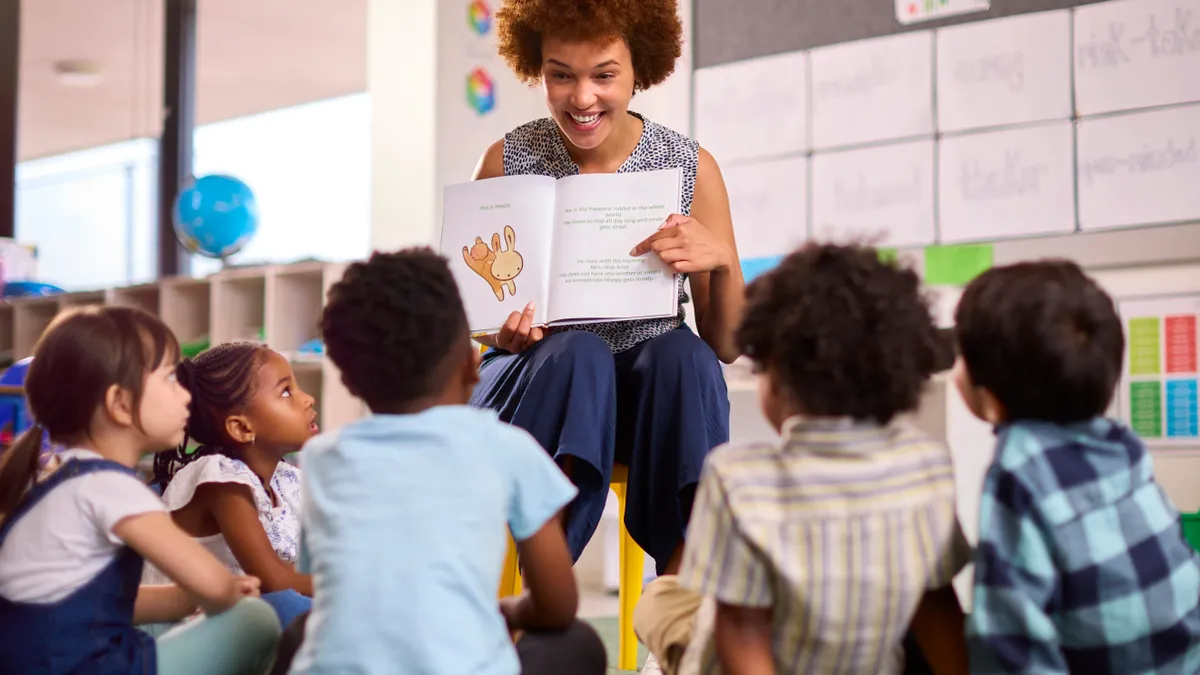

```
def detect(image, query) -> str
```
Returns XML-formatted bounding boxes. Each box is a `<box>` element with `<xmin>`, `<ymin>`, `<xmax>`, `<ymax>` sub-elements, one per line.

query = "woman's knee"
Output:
<box><xmin>635</xmin><ymin>328</ymin><xmax>723</xmax><ymax>382</ymax></box>
<box><xmin>540</xmin><ymin>331</ymin><xmax>613</xmax><ymax>369</ymax></box>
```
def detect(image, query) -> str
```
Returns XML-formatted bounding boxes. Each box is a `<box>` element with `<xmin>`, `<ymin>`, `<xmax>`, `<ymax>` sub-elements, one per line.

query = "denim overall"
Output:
<box><xmin>0</xmin><ymin>458</ymin><xmax>156</xmax><ymax>674</ymax></box>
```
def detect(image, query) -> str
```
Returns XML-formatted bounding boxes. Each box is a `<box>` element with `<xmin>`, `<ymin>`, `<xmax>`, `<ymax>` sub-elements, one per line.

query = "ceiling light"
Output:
<box><xmin>53</xmin><ymin>59</ymin><xmax>105</xmax><ymax>87</ymax></box>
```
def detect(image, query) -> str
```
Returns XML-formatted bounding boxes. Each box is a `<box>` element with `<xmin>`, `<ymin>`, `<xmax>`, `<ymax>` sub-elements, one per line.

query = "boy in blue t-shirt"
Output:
<box><xmin>953</xmin><ymin>260</ymin><xmax>1200</xmax><ymax>674</ymax></box>
<box><xmin>277</xmin><ymin>249</ymin><xmax>606</xmax><ymax>675</ymax></box>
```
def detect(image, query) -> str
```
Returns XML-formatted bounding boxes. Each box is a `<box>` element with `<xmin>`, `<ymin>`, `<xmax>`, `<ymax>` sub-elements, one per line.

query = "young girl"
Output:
<box><xmin>0</xmin><ymin>305</ymin><xmax>280</xmax><ymax>675</ymax></box>
<box><xmin>147</xmin><ymin>342</ymin><xmax>318</xmax><ymax>629</ymax></box>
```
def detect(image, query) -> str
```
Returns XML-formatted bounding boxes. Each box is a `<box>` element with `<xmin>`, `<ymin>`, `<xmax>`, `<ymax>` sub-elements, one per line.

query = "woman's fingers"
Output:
<box><xmin>498</xmin><ymin>302</ymin><xmax>539</xmax><ymax>353</ymax></box>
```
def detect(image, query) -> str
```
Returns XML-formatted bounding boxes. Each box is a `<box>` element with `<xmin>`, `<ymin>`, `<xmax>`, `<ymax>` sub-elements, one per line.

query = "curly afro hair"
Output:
<box><xmin>320</xmin><ymin>248</ymin><xmax>469</xmax><ymax>412</ymax></box>
<box><xmin>496</xmin><ymin>0</ymin><xmax>682</xmax><ymax>91</ymax></box>
<box><xmin>735</xmin><ymin>243</ymin><xmax>942</xmax><ymax>424</ymax></box>
<box><xmin>955</xmin><ymin>260</ymin><xmax>1123</xmax><ymax>424</ymax></box>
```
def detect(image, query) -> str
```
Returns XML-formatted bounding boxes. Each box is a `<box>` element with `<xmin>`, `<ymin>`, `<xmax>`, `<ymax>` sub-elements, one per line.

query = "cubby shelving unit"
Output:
<box><xmin>1</xmin><ymin>261</ymin><xmax>365</xmax><ymax>432</ymax></box>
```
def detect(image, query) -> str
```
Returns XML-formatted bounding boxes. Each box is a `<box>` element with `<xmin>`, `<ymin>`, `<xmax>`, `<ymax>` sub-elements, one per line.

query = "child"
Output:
<box><xmin>953</xmin><ymin>260</ymin><xmax>1200</xmax><ymax>673</ymax></box>
<box><xmin>276</xmin><ymin>248</ymin><xmax>607</xmax><ymax>675</ymax></box>
<box><xmin>147</xmin><ymin>342</ymin><xmax>318</xmax><ymax>630</ymax></box>
<box><xmin>633</xmin><ymin>243</ymin><xmax>971</xmax><ymax>675</ymax></box>
<box><xmin>0</xmin><ymin>305</ymin><xmax>280</xmax><ymax>674</ymax></box>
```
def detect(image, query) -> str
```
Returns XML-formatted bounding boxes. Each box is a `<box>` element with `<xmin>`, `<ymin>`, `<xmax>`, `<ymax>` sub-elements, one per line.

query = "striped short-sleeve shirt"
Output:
<box><xmin>676</xmin><ymin>417</ymin><xmax>971</xmax><ymax>674</ymax></box>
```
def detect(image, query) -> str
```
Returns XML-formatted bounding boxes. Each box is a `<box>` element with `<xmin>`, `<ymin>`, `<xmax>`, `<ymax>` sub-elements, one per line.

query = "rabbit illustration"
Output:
<box><xmin>490</xmin><ymin>225</ymin><xmax>523</xmax><ymax>298</ymax></box>
<box><xmin>461</xmin><ymin>237</ymin><xmax>506</xmax><ymax>301</ymax></box>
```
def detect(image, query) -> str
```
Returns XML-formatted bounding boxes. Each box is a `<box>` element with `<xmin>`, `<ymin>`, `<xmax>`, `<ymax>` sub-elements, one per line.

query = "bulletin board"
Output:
<box><xmin>692</xmin><ymin>0</ymin><xmax>1200</xmax><ymax>279</ymax></box>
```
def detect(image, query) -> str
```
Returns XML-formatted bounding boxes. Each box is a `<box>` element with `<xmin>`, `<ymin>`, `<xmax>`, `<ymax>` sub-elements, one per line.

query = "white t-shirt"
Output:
<box><xmin>0</xmin><ymin>449</ymin><xmax>165</xmax><ymax>604</ymax></box>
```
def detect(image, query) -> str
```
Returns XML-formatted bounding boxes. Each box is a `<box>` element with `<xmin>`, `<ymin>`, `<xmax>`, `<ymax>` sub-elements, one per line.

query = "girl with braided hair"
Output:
<box><xmin>144</xmin><ymin>342</ymin><xmax>319</xmax><ymax>631</ymax></box>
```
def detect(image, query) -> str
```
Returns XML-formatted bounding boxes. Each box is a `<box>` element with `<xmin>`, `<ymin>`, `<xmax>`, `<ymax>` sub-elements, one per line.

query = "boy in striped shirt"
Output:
<box><xmin>634</xmin><ymin>243</ymin><xmax>971</xmax><ymax>674</ymax></box>
<box><xmin>954</xmin><ymin>260</ymin><xmax>1200</xmax><ymax>674</ymax></box>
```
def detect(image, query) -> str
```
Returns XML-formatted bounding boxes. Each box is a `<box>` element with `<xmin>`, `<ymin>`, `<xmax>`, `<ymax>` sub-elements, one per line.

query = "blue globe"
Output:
<box><xmin>172</xmin><ymin>174</ymin><xmax>259</xmax><ymax>259</ymax></box>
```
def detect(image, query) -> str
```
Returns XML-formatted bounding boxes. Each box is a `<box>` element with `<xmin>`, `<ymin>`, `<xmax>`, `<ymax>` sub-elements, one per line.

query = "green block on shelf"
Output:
<box><xmin>180</xmin><ymin>339</ymin><xmax>210</xmax><ymax>359</ymax></box>
<box><xmin>1183</xmin><ymin>513</ymin><xmax>1200</xmax><ymax>553</ymax></box>
<box><xmin>878</xmin><ymin>248</ymin><xmax>899</xmax><ymax>265</ymax></box>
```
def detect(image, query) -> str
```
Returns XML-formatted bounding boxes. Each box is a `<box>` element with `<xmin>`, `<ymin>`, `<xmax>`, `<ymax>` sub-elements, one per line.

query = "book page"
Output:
<box><xmin>440</xmin><ymin>175</ymin><xmax>556</xmax><ymax>334</ymax></box>
<box><xmin>545</xmin><ymin>168</ymin><xmax>681</xmax><ymax>324</ymax></box>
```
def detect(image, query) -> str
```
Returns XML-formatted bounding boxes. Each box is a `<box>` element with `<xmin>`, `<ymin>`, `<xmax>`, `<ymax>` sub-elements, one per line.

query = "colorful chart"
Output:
<box><xmin>1118</xmin><ymin>294</ymin><xmax>1200</xmax><ymax>447</ymax></box>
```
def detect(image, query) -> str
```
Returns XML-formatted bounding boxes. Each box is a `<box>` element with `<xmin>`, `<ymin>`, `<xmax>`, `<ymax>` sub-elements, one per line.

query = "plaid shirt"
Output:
<box><xmin>966</xmin><ymin>417</ymin><xmax>1200</xmax><ymax>674</ymax></box>
<box><xmin>677</xmin><ymin>417</ymin><xmax>970</xmax><ymax>674</ymax></box>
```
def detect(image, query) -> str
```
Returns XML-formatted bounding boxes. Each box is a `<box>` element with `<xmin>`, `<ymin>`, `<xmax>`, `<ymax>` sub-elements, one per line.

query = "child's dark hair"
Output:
<box><xmin>955</xmin><ymin>259</ymin><xmax>1123</xmax><ymax>424</ymax></box>
<box><xmin>321</xmin><ymin>248</ymin><xmax>468</xmax><ymax>412</ymax></box>
<box><xmin>0</xmin><ymin>306</ymin><xmax>179</xmax><ymax>523</ymax></box>
<box><xmin>735</xmin><ymin>242</ymin><xmax>941</xmax><ymax>424</ymax></box>
<box><xmin>152</xmin><ymin>341</ymin><xmax>270</xmax><ymax>489</ymax></box>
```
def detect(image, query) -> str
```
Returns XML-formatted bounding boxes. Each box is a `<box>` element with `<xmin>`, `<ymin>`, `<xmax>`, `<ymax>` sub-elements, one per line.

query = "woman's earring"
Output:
<box><xmin>249</xmin><ymin>435</ymin><xmax>256</xmax><ymax>445</ymax></box>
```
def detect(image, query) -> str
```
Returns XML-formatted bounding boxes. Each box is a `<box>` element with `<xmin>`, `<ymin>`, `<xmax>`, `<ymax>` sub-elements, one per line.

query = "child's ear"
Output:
<box><xmin>104</xmin><ymin>384</ymin><xmax>135</xmax><ymax>428</ymax></box>
<box><xmin>224</xmin><ymin>415</ymin><xmax>255</xmax><ymax>445</ymax></box>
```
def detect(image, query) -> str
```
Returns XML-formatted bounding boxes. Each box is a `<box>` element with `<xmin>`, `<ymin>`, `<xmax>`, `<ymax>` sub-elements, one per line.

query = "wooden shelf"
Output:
<box><xmin>0</xmin><ymin>261</ymin><xmax>365</xmax><ymax>433</ymax></box>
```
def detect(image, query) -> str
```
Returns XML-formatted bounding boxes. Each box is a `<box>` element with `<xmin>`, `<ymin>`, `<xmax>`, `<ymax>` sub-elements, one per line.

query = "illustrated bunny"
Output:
<box><xmin>461</xmin><ymin>237</ymin><xmax>506</xmax><ymax>301</ymax></box>
<box><xmin>490</xmin><ymin>225</ymin><xmax>523</xmax><ymax>299</ymax></box>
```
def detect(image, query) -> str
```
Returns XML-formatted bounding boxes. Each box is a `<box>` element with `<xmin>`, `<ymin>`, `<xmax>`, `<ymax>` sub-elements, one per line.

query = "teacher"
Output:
<box><xmin>470</xmin><ymin>0</ymin><xmax>745</xmax><ymax>576</ymax></box>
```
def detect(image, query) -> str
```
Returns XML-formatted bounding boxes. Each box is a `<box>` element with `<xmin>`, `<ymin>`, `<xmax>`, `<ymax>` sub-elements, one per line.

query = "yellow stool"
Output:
<box><xmin>499</xmin><ymin>464</ymin><xmax>645</xmax><ymax>672</ymax></box>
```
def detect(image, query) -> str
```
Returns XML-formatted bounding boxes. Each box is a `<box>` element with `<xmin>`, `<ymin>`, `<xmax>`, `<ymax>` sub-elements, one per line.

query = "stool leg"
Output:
<box><xmin>499</xmin><ymin>531</ymin><xmax>522</xmax><ymax>598</ymax></box>
<box><xmin>614</xmin><ymin>482</ymin><xmax>645</xmax><ymax>671</ymax></box>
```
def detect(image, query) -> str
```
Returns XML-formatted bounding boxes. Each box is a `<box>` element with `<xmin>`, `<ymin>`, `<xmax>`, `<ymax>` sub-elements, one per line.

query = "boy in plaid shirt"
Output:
<box><xmin>953</xmin><ymin>260</ymin><xmax>1200</xmax><ymax>674</ymax></box>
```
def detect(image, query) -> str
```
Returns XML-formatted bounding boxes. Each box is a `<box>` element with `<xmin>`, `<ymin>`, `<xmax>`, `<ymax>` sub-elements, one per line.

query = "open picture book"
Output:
<box><xmin>440</xmin><ymin>168</ymin><xmax>683</xmax><ymax>336</ymax></box>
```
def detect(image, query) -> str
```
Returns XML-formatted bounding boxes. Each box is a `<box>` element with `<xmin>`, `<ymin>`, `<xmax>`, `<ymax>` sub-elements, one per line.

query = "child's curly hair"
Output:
<box><xmin>735</xmin><ymin>243</ymin><xmax>942</xmax><ymax>424</ymax></box>
<box><xmin>496</xmin><ymin>0</ymin><xmax>682</xmax><ymax>91</ymax></box>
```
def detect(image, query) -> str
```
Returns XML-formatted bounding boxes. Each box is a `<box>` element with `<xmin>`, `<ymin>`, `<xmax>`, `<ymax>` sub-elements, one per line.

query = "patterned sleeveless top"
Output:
<box><xmin>503</xmin><ymin>112</ymin><xmax>698</xmax><ymax>354</ymax></box>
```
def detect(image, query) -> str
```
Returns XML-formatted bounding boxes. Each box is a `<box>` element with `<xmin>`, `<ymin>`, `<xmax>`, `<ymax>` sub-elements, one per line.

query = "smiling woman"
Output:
<box><xmin>469</xmin><ymin>0</ymin><xmax>746</xmax><ymax>581</ymax></box>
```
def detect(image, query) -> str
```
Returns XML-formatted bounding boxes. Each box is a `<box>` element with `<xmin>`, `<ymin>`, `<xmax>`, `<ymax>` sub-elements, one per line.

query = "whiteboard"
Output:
<box><xmin>1077</xmin><ymin>104</ymin><xmax>1200</xmax><ymax>231</ymax></box>
<box><xmin>935</xmin><ymin>10</ymin><xmax>1073</xmax><ymax>132</ymax></box>
<box><xmin>693</xmin><ymin>51</ymin><xmax>808</xmax><ymax>165</ymax></box>
<box><xmin>810</xmin><ymin>139</ymin><xmax>936</xmax><ymax>247</ymax></box>
<box><xmin>809</xmin><ymin>32</ymin><xmax>934</xmax><ymax>150</ymax></box>
<box><xmin>723</xmin><ymin>156</ymin><xmax>809</xmax><ymax>259</ymax></box>
<box><xmin>938</xmin><ymin>121</ymin><xmax>1076</xmax><ymax>242</ymax></box>
<box><xmin>1074</xmin><ymin>0</ymin><xmax>1200</xmax><ymax>116</ymax></box>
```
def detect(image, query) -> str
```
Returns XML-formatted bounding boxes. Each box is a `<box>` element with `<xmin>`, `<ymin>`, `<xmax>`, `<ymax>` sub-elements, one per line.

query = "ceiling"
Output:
<box><xmin>17</xmin><ymin>0</ymin><xmax>367</xmax><ymax>161</ymax></box>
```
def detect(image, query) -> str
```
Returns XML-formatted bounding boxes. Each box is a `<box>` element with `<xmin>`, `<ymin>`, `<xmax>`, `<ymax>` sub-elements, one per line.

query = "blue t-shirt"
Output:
<box><xmin>288</xmin><ymin>406</ymin><xmax>578</xmax><ymax>675</ymax></box>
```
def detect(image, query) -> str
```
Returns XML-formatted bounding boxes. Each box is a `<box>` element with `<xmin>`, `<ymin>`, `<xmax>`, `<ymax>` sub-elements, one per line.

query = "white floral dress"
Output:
<box><xmin>142</xmin><ymin>454</ymin><xmax>302</xmax><ymax>584</ymax></box>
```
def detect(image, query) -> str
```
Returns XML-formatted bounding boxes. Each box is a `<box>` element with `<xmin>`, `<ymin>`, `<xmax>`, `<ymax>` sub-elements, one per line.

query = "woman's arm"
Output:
<box><xmin>113</xmin><ymin>511</ymin><xmax>245</xmax><ymax>615</ymax></box>
<box><xmin>202</xmin><ymin>483</ymin><xmax>314</xmax><ymax>596</ymax></box>
<box><xmin>133</xmin><ymin>585</ymin><xmax>198</xmax><ymax>624</ymax></box>
<box><xmin>681</xmin><ymin>148</ymin><xmax>744</xmax><ymax>364</ymax></box>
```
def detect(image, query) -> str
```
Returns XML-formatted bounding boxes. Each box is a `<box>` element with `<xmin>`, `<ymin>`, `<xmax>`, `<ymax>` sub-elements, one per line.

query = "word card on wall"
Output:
<box><xmin>692</xmin><ymin>0</ymin><xmax>1200</xmax><ymax>278</ymax></box>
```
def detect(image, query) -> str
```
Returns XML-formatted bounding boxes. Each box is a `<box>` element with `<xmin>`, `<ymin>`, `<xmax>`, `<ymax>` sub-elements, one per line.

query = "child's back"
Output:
<box><xmin>279</xmin><ymin>249</ymin><xmax>606</xmax><ymax>675</ymax></box>
<box><xmin>953</xmin><ymin>260</ymin><xmax>1200</xmax><ymax>673</ymax></box>
<box><xmin>677</xmin><ymin>421</ymin><xmax>965</xmax><ymax>673</ymax></box>
<box><xmin>295</xmin><ymin>406</ymin><xmax>573</xmax><ymax>672</ymax></box>
<box><xmin>635</xmin><ymin>243</ymin><xmax>970</xmax><ymax>675</ymax></box>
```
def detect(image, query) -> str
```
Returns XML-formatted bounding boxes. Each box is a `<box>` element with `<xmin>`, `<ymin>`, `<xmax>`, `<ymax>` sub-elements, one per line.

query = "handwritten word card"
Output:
<box><xmin>723</xmin><ymin>157</ymin><xmax>809</xmax><ymax>259</ymax></box>
<box><xmin>938</xmin><ymin>121</ymin><xmax>1075</xmax><ymax>242</ymax></box>
<box><xmin>693</xmin><ymin>51</ymin><xmax>808</xmax><ymax>165</ymax></box>
<box><xmin>811</xmin><ymin>139</ymin><xmax>936</xmax><ymax>247</ymax></box>
<box><xmin>1117</xmin><ymin>293</ymin><xmax>1200</xmax><ymax>446</ymax></box>
<box><xmin>1077</xmin><ymin>103</ymin><xmax>1200</xmax><ymax>231</ymax></box>
<box><xmin>1074</xmin><ymin>0</ymin><xmax>1200</xmax><ymax>115</ymax></box>
<box><xmin>809</xmin><ymin>32</ymin><xmax>934</xmax><ymax>151</ymax></box>
<box><xmin>936</xmin><ymin>10</ymin><xmax>1072</xmax><ymax>132</ymax></box>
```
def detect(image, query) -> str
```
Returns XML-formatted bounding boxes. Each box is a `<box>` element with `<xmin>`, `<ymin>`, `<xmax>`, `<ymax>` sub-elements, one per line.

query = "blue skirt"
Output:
<box><xmin>470</xmin><ymin>326</ymin><xmax>730</xmax><ymax>574</ymax></box>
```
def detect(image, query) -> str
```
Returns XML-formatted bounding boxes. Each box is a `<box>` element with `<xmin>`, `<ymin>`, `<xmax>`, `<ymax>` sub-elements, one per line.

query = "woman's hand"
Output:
<box><xmin>494</xmin><ymin>301</ymin><xmax>545</xmax><ymax>354</ymax></box>
<box><xmin>629</xmin><ymin>214</ymin><xmax>736</xmax><ymax>274</ymax></box>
